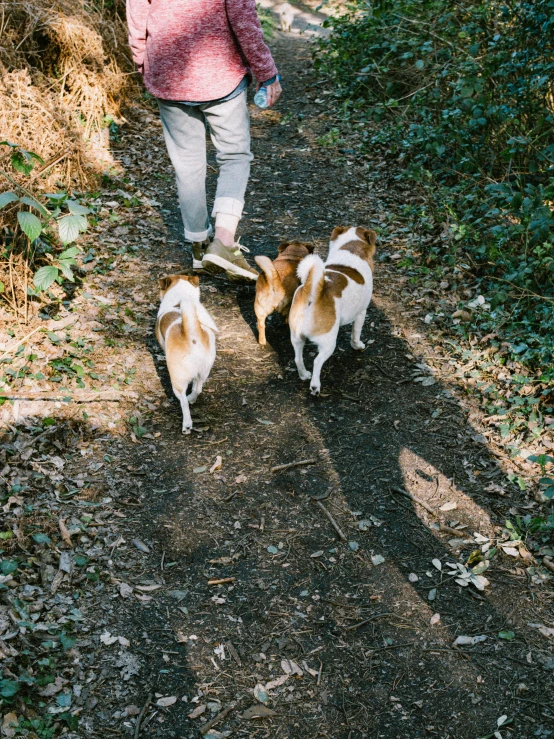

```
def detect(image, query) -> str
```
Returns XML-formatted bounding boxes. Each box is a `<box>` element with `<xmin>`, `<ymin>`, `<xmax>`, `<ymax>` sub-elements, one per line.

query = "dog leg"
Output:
<box><xmin>179</xmin><ymin>391</ymin><xmax>193</xmax><ymax>434</ymax></box>
<box><xmin>310</xmin><ymin>336</ymin><xmax>336</xmax><ymax>395</ymax></box>
<box><xmin>291</xmin><ymin>332</ymin><xmax>311</xmax><ymax>381</ymax></box>
<box><xmin>350</xmin><ymin>310</ymin><xmax>367</xmax><ymax>351</ymax></box>
<box><xmin>257</xmin><ymin>315</ymin><xmax>267</xmax><ymax>346</ymax></box>
<box><xmin>187</xmin><ymin>378</ymin><xmax>199</xmax><ymax>404</ymax></box>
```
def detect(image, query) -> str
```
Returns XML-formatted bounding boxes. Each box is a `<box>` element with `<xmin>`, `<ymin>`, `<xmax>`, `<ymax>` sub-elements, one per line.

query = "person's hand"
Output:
<box><xmin>256</xmin><ymin>78</ymin><xmax>282</xmax><ymax>107</ymax></box>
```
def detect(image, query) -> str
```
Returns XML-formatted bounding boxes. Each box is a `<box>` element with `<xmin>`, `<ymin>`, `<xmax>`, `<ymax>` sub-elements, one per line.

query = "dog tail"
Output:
<box><xmin>255</xmin><ymin>255</ymin><xmax>280</xmax><ymax>287</ymax></box>
<box><xmin>297</xmin><ymin>254</ymin><xmax>325</xmax><ymax>298</ymax></box>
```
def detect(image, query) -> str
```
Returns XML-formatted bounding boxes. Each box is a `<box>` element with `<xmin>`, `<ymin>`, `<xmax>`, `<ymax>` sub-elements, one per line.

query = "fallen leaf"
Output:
<box><xmin>439</xmin><ymin>501</ymin><xmax>457</xmax><ymax>512</ymax></box>
<box><xmin>265</xmin><ymin>675</ymin><xmax>289</xmax><ymax>692</ymax></box>
<box><xmin>188</xmin><ymin>704</ymin><xmax>207</xmax><ymax>719</ymax></box>
<box><xmin>371</xmin><ymin>554</ymin><xmax>385</xmax><ymax>566</ymax></box>
<box><xmin>430</xmin><ymin>613</ymin><xmax>441</xmax><ymax>626</ymax></box>
<box><xmin>254</xmin><ymin>683</ymin><xmax>269</xmax><ymax>704</ymax></box>
<box><xmin>432</xmin><ymin>558</ymin><xmax>442</xmax><ymax>571</ymax></box>
<box><xmin>120</xmin><ymin>582</ymin><xmax>134</xmax><ymax>598</ymax></box>
<box><xmin>1</xmin><ymin>712</ymin><xmax>18</xmax><ymax>738</ymax></box>
<box><xmin>156</xmin><ymin>695</ymin><xmax>177</xmax><ymax>707</ymax></box>
<box><xmin>58</xmin><ymin>518</ymin><xmax>73</xmax><ymax>548</ymax></box>
<box><xmin>242</xmin><ymin>705</ymin><xmax>277</xmax><ymax>719</ymax></box>
<box><xmin>209</xmin><ymin>455</ymin><xmax>223</xmax><ymax>474</ymax></box>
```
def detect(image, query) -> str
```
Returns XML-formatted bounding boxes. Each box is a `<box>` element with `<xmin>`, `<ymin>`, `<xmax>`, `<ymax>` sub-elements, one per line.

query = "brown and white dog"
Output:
<box><xmin>254</xmin><ymin>240</ymin><xmax>314</xmax><ymax>345</ymax></box>
<box><xmin>288</xmin><ymin>226</ymin><xmax>376</xmax><ymax>395</ymax></box>
<box><xmin>156</xmin><ymin>274</ymin><xmax>217</xmax><ymax>433</ymax></box>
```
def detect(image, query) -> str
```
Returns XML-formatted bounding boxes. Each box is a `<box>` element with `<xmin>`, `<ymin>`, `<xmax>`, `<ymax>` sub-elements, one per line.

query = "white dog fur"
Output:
<box><xmin>288</xmin><ymin>226</ymin><xmax>376</xmax><ymax>395</ymax></box>
<box><xmin>278</xmin><ymin>2</ymin><xmax>295</xmax><ymax>32</ymax></box>
<box><xmin>156</xmin><ymin>274</ymin><xmax>217</xmax><ymax>433</ymax></box>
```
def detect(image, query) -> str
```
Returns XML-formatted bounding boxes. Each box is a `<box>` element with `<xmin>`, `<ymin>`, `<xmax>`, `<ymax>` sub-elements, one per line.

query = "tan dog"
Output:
<box><xmin>156</xmin><ymin>274</ymin><xmax>217</xmax><ymax>433</ymax></box>
<box><xmin>289</xmin><ymin>226</ymin><xmax>376</xmax><ymax>395</ymax></box>
<box><xmin>254</xmin><ymin>241</ymin><xmax>314</xmax><ymax>345</ymax></box>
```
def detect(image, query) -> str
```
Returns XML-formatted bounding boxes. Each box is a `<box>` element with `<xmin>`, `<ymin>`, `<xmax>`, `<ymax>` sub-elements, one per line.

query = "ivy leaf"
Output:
<box><xmin>34</xmin><ymin>266</ymin><xmax>59</xmax><ymax>292</ymax></box>
<box><xmin>58</xmin><ymin>214</ymin><xmax>87</xmax><ymax>244</ymax></box>
<box><xmin>498</xmin><ymin>630</ymin><xmax>515</xmax><ymax>640</ymax></box>
<box><xmin>0</xmin><ymin>191</ymin><xmax>18</xmax><ymax>209</ymax></box>
<box><xmin>0</xmin><ymin>560</ymin><xmax>17</xmax><ymax>575</ymax></box>
<box><xmin>0</xmin><ymin>679</ymin><xmax>20</xmax><ymax>697</ymax></box>
<box><xmin>32</xmin><ymin>532</ymin><xmax>51</xmax><ymax>545</ymax></box>
<box><xmin>17</xmin><ymin>211</ymin><xmax>42</xmax><ymax>242</ymax></box>
<box><xmin>60</xmin><ymin>633</ymin><xmax>76</xmax><ymax>650</ymax></box>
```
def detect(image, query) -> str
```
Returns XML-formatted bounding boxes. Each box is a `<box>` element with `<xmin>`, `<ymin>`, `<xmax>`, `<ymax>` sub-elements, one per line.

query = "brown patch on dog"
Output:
<box><xmin>155</xmin><ymin>309</ymin><xmax>180</xmax><ymax>345</ymax></box>
<box><xmin>291</xmin><ymin>267</ymin><xmax>349</xmax><ymax>337</ymax></box>
<box><xmin>158</xmin><ymin>273</ymin><xmax>199</xmax><ymax>298</ymax></box>
<box><xmin>330</xmin><ymin>225</ymin><xmax>350</xmax><ymax>241</ymax></box>
<box><xmin>325</xmin><ymin>264</ymin><xmax>365</xmax><ymax>284</ymax></box>
<box><xmin>254</xmin><ymin>242</ymin><xmax>314</xmax><ymax>345</ymax></box>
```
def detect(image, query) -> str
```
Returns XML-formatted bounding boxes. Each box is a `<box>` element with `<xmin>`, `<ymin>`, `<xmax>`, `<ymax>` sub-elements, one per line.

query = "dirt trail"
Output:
<box><xmin>4</xmin><ymin>8</ymin><xmax>554</xmax><ymax>739</ymax></box>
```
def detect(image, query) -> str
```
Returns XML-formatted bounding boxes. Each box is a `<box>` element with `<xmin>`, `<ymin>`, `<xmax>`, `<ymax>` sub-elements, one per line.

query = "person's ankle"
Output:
<box><xmin>214</xmin><ymin>227</ymin><xmax>235</xmax><ymax>248</ymax></box>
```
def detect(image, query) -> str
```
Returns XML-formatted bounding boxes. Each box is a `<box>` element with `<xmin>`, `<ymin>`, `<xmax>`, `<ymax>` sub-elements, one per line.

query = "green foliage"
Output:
<box><xmin>0</xmin><ymin>142</ymin><xmax>91</xmax><ymax>294</ymax></box>
<box><xmin>315</xmin><ymin>0</ymin><xmax>554</xmax><ymax>370</ymax></box>
<box><xmin>257</xmin><ymin>3</ymin><xmax>276</xmax><ymax>38</ymax></box>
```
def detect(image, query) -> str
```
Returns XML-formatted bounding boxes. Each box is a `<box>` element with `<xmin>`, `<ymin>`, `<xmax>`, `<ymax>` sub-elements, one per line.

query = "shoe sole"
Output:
<box><xmin>202</xmin><ymin>254</ymin><xmax>258</xmax><ymax>281</ymax></box>
<box><xmin>192</xmin><ymin>259</ymin><xmax>204</xmax><ymax>270</ymax></box>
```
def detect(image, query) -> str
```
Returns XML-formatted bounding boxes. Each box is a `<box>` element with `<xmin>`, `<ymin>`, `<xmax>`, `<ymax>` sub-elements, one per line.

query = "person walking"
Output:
<box><xmin>126</xmin><ymin>0</ymin><xmax>282</xmax><ymax>281</ymax></box>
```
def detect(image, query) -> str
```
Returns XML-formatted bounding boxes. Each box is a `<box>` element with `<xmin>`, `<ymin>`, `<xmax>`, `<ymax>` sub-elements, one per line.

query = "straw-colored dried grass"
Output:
<box><xmin>0</xmin><ymin>0</ymin><xmax>138</xmax><ymax>189</ymax></box>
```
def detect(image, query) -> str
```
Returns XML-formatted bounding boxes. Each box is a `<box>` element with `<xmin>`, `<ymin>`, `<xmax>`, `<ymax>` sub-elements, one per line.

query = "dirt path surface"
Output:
<box><xmin>3</xmin><ymin>8</ymin><xmax>554</xmax><ymax>739</ymax></box>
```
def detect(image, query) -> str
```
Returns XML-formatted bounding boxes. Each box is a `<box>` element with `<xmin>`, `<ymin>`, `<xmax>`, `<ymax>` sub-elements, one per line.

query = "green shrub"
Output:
<box><xmin>315</xmin><ymin>0</ymin><xmax>554</xmax><ymax>371</ymax></box>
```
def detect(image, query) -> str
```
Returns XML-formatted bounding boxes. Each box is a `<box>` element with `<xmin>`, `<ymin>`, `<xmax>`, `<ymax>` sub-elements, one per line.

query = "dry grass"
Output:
<box><xmin>0</xmin><ymin>0</ymin><xmax>138</xmax><ymax>189</ymax></box>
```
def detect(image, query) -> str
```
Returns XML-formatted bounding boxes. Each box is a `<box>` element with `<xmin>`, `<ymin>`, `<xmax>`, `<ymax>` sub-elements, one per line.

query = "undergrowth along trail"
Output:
<box><xmin>1</xmin><ymin>3</ymin><xmax>554</xmax><ymax>739</ymax></box>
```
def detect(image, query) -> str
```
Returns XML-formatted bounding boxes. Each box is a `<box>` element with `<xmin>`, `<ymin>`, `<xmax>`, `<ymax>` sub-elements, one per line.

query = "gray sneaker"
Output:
<box><xmin>191</xmin><ymin>240</ymin><xmax>209</xmax><ymax>270</ymax></box>
<box><xmin>202</xmin><ymin>239</ymin><xmax>259</xmax><ymax>281</ymax></box>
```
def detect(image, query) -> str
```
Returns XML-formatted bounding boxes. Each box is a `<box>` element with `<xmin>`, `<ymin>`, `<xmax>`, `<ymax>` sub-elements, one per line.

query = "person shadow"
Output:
<box><xmin>225</xmin><ymin>275</ymin><xmax>543</xmax><ymax>739</ymax></box>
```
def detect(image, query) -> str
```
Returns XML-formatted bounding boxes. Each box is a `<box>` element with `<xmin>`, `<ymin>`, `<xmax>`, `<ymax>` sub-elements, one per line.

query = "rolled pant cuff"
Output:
<box><xmin>184</xmin><ymin>226</ymin><xmax>212</xmax><ymax>242</ymax></box>
<box><xmin>212</xmin><ymin>197</ymin><xmax>244</xmax><ymax>218</ymax></box>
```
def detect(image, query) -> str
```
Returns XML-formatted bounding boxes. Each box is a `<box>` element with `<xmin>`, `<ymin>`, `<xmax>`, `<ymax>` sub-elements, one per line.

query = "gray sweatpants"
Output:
<box><xmin>157</xmin><ymin>92</ymin><xmax>253</xmax><ymax>242</ymax></box>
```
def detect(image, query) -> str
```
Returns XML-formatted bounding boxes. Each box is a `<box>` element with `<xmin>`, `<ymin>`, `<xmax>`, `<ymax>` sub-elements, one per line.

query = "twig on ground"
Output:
<box><xmin>208</xmin><ymin>577</ymin><xmax>235</xmax><ymax>585</ymax></box>
<box><xmin>200</xmin><ymin>702</ymin><xmax>235</xmax><ymax>735</ymax></box>
<box><xmin>345</xmin><ymin>613</ymin><xmax>394</xmax><ymax>631</ymax></box>
<box><xmin>391</xmin><ymin>486</ymin><xmax>436</xmax><ymax>516</ymax></box>
<box><xmin>440</xmin><ymin>524</ymin><xmax>467</xmax><ymax>538</ymax></box>
<box><xmin>366</xmin><ymin>358</ymin><xmax>398</xmax><ymax>381</ymax></box>
<box><xmin>542</xmin><ymin>556</ymin><xmax>554</xmax><ymax>574</ymax></box>
<box><xmin>365</xmin><ymin>641</ymin><xmax>415</xmax><ymax>654</ymax></box>
<box><xmin>271</xmin><ymin>458</ymin><xmax>317</xmax><ymax>473</ymax></box>
<box><xmin>312</xmin><ymin>499</ymin><xmax>347</xmax><ymax>541</ymax></box>
<box><xmin>134</xmin><ymin>693</ymin><xmax>153</xmax><ymax>739</ymax></box>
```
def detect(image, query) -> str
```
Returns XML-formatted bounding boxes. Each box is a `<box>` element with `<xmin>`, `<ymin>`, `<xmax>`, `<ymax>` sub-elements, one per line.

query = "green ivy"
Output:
<box><xmin>315</xmin><ymin>0</ymin><xmax>554</xmax><ymax>370</ymax></box>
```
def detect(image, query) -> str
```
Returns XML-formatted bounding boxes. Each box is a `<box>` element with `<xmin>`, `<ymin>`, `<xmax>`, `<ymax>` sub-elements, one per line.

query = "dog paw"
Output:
<box><xmin>310</xmin><ymin>384</ymin><xmax>320</xmax><ymax>396</ymax></box>
<box><xmin>351</xmin><ymin>340</ymin><xmax>366</xmax><ymax>351</ymax></box>
<box><xmin>182</xmin><ymin>425</ymin><xmax>192</xmax><ymax>434</ymax></box>
<box><xmin>298</xmin><ymin>369</ymin><xmax>312</xmax><ymax>381</ymax></box>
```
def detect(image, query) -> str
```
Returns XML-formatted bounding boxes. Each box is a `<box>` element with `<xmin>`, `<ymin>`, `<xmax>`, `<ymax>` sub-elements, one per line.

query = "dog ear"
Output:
<box><xmin>186</xmin><ymin>274</ymin><xmax>200</xmax><ymax>287</ymax></box>
<box><xmin>159</xmin><ymin>276</ymin><xmax>172</xmax><ymax>291</ymax></box>
<box><xmin>277</xmin><ymin>241</ymin><xmax>290</xmax><ymax>253</ymax></box>
<box><xmin>356</xmin><ymin>227</ymin><xmax>377</xmax><ymax>246</ymax></box>
<box><xmin>330</xmin><ymin>226</ymin><xmax>349</xmax><ymax>241</ymax></box>
<box><xmin>305</xmin><ymin>243</ymin><xmax>315</xmax><ymax>254</ymax></box>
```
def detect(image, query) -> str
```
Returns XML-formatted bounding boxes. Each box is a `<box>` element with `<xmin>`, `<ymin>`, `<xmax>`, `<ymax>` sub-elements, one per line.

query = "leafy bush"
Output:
<box><xmin>0</xmin><ymin>141</ymin><xmax>91</xmax><ymax>314</ymax></box>
<box><xmin>315</xmin><ymin>0</ymin><xmax>554</xmax><ymax>371</ymax></box>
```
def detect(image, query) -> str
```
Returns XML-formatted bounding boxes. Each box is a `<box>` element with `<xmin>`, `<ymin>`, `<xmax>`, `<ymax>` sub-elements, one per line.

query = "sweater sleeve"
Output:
<box><xmin>226</xmin><ymin>0</ymin><xmax>278</xmax><ymax>82</ymax></box>
<box><xmin>126</xmin><ymin>0</ymin><xmax>150</xmax><ymax>68</ymax></box>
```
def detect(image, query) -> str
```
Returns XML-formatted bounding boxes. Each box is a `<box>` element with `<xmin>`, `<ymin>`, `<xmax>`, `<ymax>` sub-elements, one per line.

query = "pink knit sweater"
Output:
<box><xmin>126</xmin><ymin>0</ymin><xmax>278</xmax><ymax>102</ymax></box>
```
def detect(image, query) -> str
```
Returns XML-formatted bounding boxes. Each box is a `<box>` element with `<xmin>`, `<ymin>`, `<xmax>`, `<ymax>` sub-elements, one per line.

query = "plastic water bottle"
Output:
<box><xmin>254</xmin><ymin>75</ymin><xmax>281</xmax><ymax>109</ymax></box>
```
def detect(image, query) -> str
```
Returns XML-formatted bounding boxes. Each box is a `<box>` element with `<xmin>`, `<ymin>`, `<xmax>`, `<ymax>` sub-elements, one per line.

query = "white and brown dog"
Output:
<box><xmin>156</xmin><ymin>274</ymin><xmax>217</xmax><ymax>433</ymax></box>
<box><xmin>254</xmin><ymin>240</ymin><xmax>314</xmax><ymax>345</ymax></box>
<box><xmin>288</xmin><ymin>226</ymin><xmax>376</xmax><ymax>395</ymax></box>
